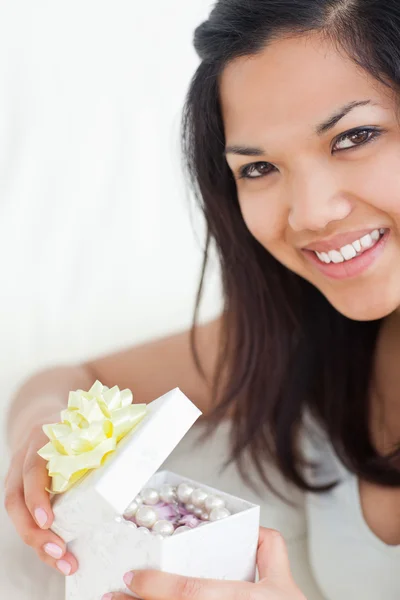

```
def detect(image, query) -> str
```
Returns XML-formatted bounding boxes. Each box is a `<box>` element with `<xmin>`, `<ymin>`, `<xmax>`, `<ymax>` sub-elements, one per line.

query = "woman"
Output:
<box><xmin>5</xmin><ymin>0</ymin><xmax>400</xmax><ymax>599</ymax></box>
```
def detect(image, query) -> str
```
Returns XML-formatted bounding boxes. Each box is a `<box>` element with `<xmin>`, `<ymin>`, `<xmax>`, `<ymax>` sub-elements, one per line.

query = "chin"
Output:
<box><xmin>324</xmin><ymin>292</ymin><xmax>399</xmax><ymax>322</ymax></box>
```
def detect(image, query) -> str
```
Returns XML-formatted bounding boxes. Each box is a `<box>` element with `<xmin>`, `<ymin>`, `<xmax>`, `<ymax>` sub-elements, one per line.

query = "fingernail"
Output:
<box><xmin>123</xmin><ymin>571</ymin><xmax>134</xmax><ymax>586</ymax></box>
<box><xmin>34</xmin><ymin>508</ymin><xmax>48</xmax><ymax>528</ymax></box>
<box><xmin>44</xmin><ymin>543</ymin><xmax>63</xmax><ymax>559</ymax></box>
<box><xmin>101</xmin><ymin>595</ymin><xmax>113</xmax><ymax>600</ymax></box>
<box><xmin>56</xmin><ymin>560</ymin><xmax>72</xmax><ymax>576</ymax></box>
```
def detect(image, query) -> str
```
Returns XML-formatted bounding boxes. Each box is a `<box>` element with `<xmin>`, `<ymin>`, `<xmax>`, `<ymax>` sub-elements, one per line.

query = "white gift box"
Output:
<box><xmin>50</xmin><ymin>388</ymin><xmax>260</xmax><ymax>600</ymax></box>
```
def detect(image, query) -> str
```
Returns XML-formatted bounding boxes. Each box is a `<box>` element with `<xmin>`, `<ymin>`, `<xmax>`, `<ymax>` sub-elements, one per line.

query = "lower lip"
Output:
<box><xmin>302</xmin><ymin>230</ymin><xmax>390</xmax><ymax>280</ymax></box>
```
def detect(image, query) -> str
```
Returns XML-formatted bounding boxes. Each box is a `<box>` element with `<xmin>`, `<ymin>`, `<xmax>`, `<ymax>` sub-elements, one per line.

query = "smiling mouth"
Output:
<box><xmin>309</xmin><ymin>228</ymin><xmax>386</xmax><ymax>264</ymax></box>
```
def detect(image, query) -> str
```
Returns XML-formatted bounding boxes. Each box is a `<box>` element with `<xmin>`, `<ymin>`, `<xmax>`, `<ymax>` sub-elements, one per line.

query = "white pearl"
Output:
<box><xmin>153</xmin><ymin>534</ymin><xmax>164</xmax><ymax>540</ymax></box>
<box><xmin>152</xmin><ymin>520</ymin><xmax>175</xmax><ymax>537</ymax></box>
<box><xmin>191</xmin><ymin>488</ymin><xmax>208</xmax><ymax>508</ymax></box>
<box><xmin>135</xmin><ymin>505</ymin><xmax>158</xmax><ymax>528</ymax></box>
<box><xmin>141</xmin><ymin>488</ymin><xmax>160</xmax><ymax>505</ymax></box>
<box><xmin>128</xmin><ymin>522</ymin><xmax>137</xmax><ymax>529</ymax></box>
<box><xmin>135</xmin><ymin>495</ymin><xmax>144</xmax><ymax>506</ymax></box>
<box><xmin>124</xmin><ymin>500</ymin><xmax>140</xmax><ymax>518</ymax></box>
<box><xmin>159</xmin><ymin>484</ymin><xmax>177</xmax><ymax>503</ymax></box>
<box><xmin>209</xmin><ymin>507</ymin><xmax>231</xmax><ymax>522</ymax></box>
<box><xmin>173</xmin><ymin>526</ymin><xmax>191</xmax><ymax>535</ymax></box>
<box><xmin>185</xmin><ymin>503</ymin><xmax>195</xmax><ymax>513</ymax></box>
<box><xmin>177</xmin><ymin>482</ymin><xmax>194</xmax><ymax>503</ymax></box>
<box><xmin>194</xmin><ymin>507</ymin><xmax>203</xmax><ymax>517</ymax></box>
<box><xmin>200</xmin><ymin>511</ymin><xmax>210</xmax><ymax>521</ymax></box>
<box><xmin>204</xmin><ymin>495</ymin><xmax>225</xmax><ymax>512</ymax></box>
<box><xmin>137</xmin><ymin>526</ymin><xmax>151</xmax><ymax>535</ymax></box>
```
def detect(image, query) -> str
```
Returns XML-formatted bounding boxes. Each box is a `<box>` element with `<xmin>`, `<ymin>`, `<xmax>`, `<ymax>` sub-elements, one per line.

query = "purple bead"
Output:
<box><xmin>147</xmin><ymin>501</ymin><xmax>180</xmax><ymax>523</ymax></box>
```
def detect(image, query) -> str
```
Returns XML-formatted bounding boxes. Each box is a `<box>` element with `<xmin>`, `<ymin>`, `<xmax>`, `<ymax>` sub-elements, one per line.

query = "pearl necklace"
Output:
<box><xmin>123</xmin><ymin>482</ymin><xmax>231</xmax><ymax>537</ymax></box>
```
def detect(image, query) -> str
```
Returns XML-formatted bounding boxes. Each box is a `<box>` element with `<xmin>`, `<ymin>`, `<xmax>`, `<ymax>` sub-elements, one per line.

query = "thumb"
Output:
<box><xmin>257</xmin><ymin>528</ymin><xmax>293</xmax><ymax>585</ymax></box>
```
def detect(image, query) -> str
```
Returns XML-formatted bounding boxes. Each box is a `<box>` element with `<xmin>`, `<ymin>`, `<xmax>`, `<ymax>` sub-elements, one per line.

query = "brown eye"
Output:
<box><xmin>333</xmin><ymin>128</ymin><xmax>381</xmax><ymax>151</ymax></box>
<box><xmin>239</xmin><ymin>162</ymin><xmax>276</xmax><ymax>179</ymax></box>
<box><xmin>351</xmin><ymin>131</ymin><xmax>369</xmax><ymax>144</ymax></box>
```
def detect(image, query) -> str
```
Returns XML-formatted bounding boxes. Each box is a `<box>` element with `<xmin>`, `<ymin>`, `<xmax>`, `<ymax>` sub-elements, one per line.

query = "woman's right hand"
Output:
<box><xmin>4</xmin><ymin>416</ymin><xmax>78</xmax><ymax>576</ymax></box>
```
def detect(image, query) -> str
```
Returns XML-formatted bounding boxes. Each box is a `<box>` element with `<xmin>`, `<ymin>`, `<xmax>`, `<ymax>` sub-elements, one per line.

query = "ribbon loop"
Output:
<box><xmin>38</xmin><ymin>381</ymin><xmax>147</xmax><ymax>493</ymax></box>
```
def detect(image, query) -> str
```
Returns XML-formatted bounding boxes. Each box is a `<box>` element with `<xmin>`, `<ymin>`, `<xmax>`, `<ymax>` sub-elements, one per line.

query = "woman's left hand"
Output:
<box><xmin>102</xmin><ymin>527</ymin><xmax>306</xmax><ymax>600</ymax></box>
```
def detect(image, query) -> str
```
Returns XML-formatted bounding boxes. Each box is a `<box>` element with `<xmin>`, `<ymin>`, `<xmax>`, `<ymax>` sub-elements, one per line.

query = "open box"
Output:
<box><xmin>49</xmin><ymin>388</ymin><xmax>260</xmax><ymax>600</ymax></box>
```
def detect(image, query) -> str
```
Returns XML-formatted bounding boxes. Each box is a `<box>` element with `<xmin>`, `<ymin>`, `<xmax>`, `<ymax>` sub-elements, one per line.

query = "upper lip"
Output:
<box><xmin>302</xmin><ymin>228</ymin><xmax>384</xmax><ymax>253</ymax></box>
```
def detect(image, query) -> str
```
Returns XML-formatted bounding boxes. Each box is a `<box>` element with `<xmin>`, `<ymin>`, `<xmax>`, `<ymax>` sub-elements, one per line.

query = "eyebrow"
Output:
<box><xmin>225</xmin><ymin>99</ymin><xmax>373</xmax><ymax>156</ymax></box>
<box><xmin>315</xmin><ymin>99</ymin><xmax>372</xmax><ymax>135</ymax></box>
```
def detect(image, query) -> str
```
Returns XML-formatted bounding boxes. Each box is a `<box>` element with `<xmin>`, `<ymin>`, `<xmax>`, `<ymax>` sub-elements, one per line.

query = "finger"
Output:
<box><xmin>23</xmin><ymin>428</ymin><xmax>54</xmax><ymax>529</ymax></box>
<box><xmin>122</xmin><ymin>570</ymin><xmax>256</xmax><ymax>600</ymax></box>
<box><xmin>36</xmin><ymin>547</ymin><xmax>79</xmax><ymax>576</ymax></box>
<box><xmin>9</xmin><ymin>491</ymin><xmax>78</xmax><ymax>575</ymax></box>
<box><xmin>5</xmin><ymin>462</ymin><xmax>78</xmax><ymax>575</ymax></box>
<box><xmin>257</xmin><ymin>528</ymin><xmax>293</xmax><ymax>585</ymax></box>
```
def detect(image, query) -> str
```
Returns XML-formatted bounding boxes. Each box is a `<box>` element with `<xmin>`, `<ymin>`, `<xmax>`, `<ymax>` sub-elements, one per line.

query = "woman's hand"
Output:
<box><xmin>102</xmin><ymin>527</ymin><xmax>306</xmax><ymax>600</ymax></box>
<box><xmin>4</xmin><ymin>416</ymin><xmax>78</xmax><ymax>576</ymax></box>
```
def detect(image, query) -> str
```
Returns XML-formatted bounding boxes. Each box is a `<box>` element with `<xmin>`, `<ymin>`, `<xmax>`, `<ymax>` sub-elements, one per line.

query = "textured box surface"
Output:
<box><xmin>66</xmin><ymin>471</ymin><xmax>260</xmax><ymax>600</ymax></box>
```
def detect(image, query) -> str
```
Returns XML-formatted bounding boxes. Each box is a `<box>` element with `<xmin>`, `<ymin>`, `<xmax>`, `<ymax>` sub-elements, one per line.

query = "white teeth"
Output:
<box><xmin>316</xmin><ymin>251</ymin><xmax>331</xmax><ymax>263</ymax></box>
<box><xmin>313</xmin><ymin>228</ymin><xmax>386</xmax><ymax>265</ymax></box>
<box><xmin>328</xmin><ymin>250</ymin><xmax>344</xmax><ymax>263</ymax></box>
<box><xmin>360</xmin><ymin>233</ymin><xmax>373</xmax><ymax>249</ymax></box>
<box><xmin>340</xmin><ymin>244</ymin><xmax>357</xmax><ymax>260</ymax></box>
<box><xmin>321</xmin><ymin>252</ymin><xmax>331</xmax><ymax>263</ymax></box>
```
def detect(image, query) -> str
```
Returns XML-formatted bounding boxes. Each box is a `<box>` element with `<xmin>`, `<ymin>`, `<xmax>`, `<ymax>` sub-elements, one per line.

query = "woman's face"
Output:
<box><xmin>220</xmin><ymin>33</ymin><xmax>400</xmax><ymax>321</ymax></box>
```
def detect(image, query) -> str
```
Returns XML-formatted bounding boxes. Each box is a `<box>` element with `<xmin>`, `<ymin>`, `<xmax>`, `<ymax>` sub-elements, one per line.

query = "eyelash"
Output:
<box><xmin>237</xmin><ymin>126</ymin><xmax>383</xmax><ymax>181</ymax></box>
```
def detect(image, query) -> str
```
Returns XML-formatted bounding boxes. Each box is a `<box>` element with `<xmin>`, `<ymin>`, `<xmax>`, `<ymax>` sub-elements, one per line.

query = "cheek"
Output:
<box><xmin>368</xmin><ymin>177</ymin><xmax>400</xmax><ymax>224</ymax></box>
<box><xmin>239</xmin><ymin>193</ymin><xmax>304</xmax><ymax>276</ymax></box>
<box><xmin>351</xmin><ymin>144</ymin><xmax>400</xmax><ymax>224</ymax></box>
<box><xmin>238</xmin><ymin>189</ymin><xmax>286</xmax><ymax>245</ymax></box>
<box><xmin>238</xmin><ymin>189</ymin><xmax>301</xmax><ymax>273</ymax></box>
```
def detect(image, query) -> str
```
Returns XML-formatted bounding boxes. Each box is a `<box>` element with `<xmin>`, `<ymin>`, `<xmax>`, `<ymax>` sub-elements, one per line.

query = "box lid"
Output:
<box><xmin>51</xmin><ymin>388</ymin><xmax>202</xmax><ymax>542</ymax></box>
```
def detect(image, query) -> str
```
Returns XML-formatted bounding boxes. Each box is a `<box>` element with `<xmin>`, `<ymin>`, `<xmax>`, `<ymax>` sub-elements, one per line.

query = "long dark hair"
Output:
<box><xmin>182</xmin><ymin>0</ymin><xmax>400</xmax><ymax>492</ymax></box>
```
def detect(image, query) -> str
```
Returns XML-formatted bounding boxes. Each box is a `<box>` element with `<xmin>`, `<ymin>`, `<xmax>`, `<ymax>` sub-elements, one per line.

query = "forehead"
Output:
<box><xmin>219</xmin><ymin>33</ymin><xmax>389</xmax><ymax>144</ymax></box>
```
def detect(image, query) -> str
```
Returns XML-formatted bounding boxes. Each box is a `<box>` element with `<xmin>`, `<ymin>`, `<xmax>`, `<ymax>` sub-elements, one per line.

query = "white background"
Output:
<box><xmin>0</xmin><ymin>3</ymin><xmax>323</xmax><ymax>599</ymax></box>
<box><xmin>0</xmin><ymin>0</ymin><xmax>222</xmax><ymax>463</ymax></box>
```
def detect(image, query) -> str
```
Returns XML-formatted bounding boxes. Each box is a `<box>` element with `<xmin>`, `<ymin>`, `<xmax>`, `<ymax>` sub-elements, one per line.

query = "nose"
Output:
<box><xmin>287</xmin><ymin>168</ymin><xmax>353</xmax><ymax>232</ymax></box>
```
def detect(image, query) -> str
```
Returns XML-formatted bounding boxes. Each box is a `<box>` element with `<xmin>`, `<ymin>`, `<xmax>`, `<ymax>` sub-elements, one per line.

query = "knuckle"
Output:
<box><xmin>3</xmin><ymin>466</ymin><xmax>12</xmax><ymax>488</ymax></box>
<box><xmin>4</xmin><ymin>455</ymin><xmax>22</xmax><ymax>487</ymax></box>
<box><xmin>235</xmin><ymin>588</ymin><xmax>260</xmax><ymax>600</ymax></box>
<box><xmin>22</xmin><ymin>462</ymin><xmax>34</xmax><ymax>481</ymax></box>
<box><xmin>21</xmin><ymin>528</ymin><xmax>36</xmax><ymax>547</ymax></box>
<box><xmin>23</xmin><ymin>451</ymin><xmax>42</xmax><ymax>478</ymax></box>
<box><xmin>4</xmin><ymin>489</ymin><xmax>21</xmax><ymax>514</ymax></box>
<box><xmin>268</xmin><ymin>529</ymin><xmax>284</xmax><ymax>542</ymax></box>
<box><xmin>3</xmin><ymin>472</ymin><xmax>11</xmax><ymax>489</ymax></box>
<box><xmin>176</xmin><ymin>577</ymin><xmax>204</xmax><ymax>600</ymax></box>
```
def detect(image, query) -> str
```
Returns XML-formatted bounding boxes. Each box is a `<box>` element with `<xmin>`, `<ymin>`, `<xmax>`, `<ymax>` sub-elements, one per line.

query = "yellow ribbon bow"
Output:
<box><xmin>37</xmin><ymin>380</ymin><xmax>147</xmax><ymax>494</ymax></box>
